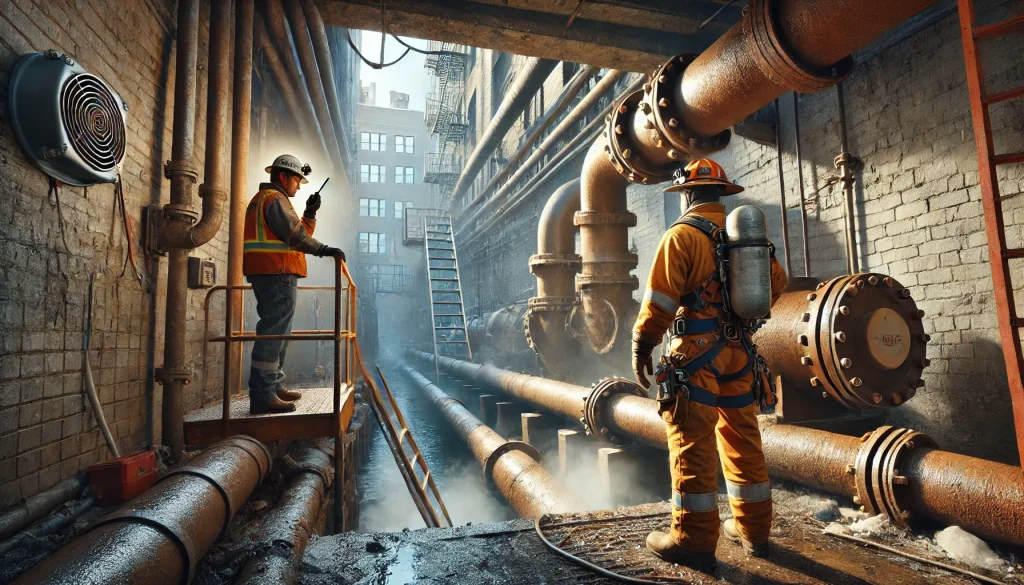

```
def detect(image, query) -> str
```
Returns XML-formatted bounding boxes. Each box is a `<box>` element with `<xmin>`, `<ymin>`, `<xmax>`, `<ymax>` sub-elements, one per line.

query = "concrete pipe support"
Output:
<box><xmin>13</xmin><ymin>436</ymin><xmax>272</xmax><ymax>585</ymax></box>
<box><xmin>409</xmin><ymin>350</ymin><xmax>1024</xmax><ymax>546</ymax></box>
<box><xmin>401</xmin><ymin>366</ymin><xmax>580</xmax><ymax>517</ymax></box>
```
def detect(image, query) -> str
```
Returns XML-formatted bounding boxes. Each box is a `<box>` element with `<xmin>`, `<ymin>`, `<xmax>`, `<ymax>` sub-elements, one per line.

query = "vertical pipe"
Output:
<box><xmin>793</xmin><ymin>93</ymin><xmax>811</xmax><ymax>278</ymax></box>
<box><xmin>334</xmin><ymin>259</ymin><xmax>344</xmax><ymax>532</ymax></box>
<box><xmin>836</xmin><ymin>82</ymin><xmax>859</xmax><ymax>274</ymax></box>
<box><xmin>230</xmin><ymin>0</ymin><xmax>254</xmax><ymax>402</ymax></box>
<box><xmin>774</xmin><ymin>98</ymin><xmax>792</xmax><ymax>276</ymax></box>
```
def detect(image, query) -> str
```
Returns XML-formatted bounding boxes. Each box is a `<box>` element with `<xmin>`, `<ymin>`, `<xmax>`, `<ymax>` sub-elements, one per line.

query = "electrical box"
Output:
<box><xmin>188</xmin><ymin>257</ymin><xmax>217</xmax><ymax>288</ymax></box>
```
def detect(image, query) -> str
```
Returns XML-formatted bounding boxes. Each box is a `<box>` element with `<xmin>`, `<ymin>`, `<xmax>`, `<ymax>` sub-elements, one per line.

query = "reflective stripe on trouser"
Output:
<box><xmin>248</xmin><ymin>274</ymin><xmax>298</xmax><ymax>397</ymax></box>
<box><xmin>662</xmin><ymin>339</ymin><xmax>772</xmax><ymax>553</ymax></box>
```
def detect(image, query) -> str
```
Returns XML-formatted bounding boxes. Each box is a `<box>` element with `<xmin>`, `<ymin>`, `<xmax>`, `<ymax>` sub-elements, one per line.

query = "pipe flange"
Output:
<box><xmin>483</xmin><ymin>441</ymin><xmax>542</xmax><ymax>490</ymax></box>
<box><xmin>164</xmin><ymin>159</ymin><xmax>199</xmax><ymax>183</ymax></box>
<box><xmin>197</xmin><ymin>183</ymin><xmax>228</xmax><ymax>200</ymax></box>
<box><xmin>88</xmin><ymin>508</ymin><xmax>199</xmax><ymax>585</ymax></box>
<box><xmin>576</xmin><ymin>274</ymin><xmax>640</xmax><ymax>291</ymax></box>
<box><xmin>529</xmin><ymin>253</ymin><xmax>582</xmax><ymax>272</ymax></box>
<box><xmin>745</xmin><ymin>0</ymin><xmax>853</xmax><ymax>93</ymax></box>
<box><xmin>162</xmin><ymin>203</ymin><xmax>199</xmax><ymax>225</ymax></box>
<box><xmin>581</xmin><ymin>377</ymin><xmax>648</xmax><ymax>445</ymax></box>
<box><xmin>605</xmin><ymin>90</ymin><xmax>676</xmax><ymax>185</ymax></box>
<box><xmin>158</xmin><ymin>467</ymin><xmax>234</xmax><ymax>540</ymax></box>
<box><xmin>573</xmin><ymin>211</ymin><xmax>638</xmax><ymax>227</ymax></box>
<box><xmin>644</xmin><ymin>55</ymin><xmax>732</xmax><ymax>159</ymax></box>
<box><xmin>852</xmin><ymin>426</ymin><xmax>938</xmax><ymax>525</ymax></box>
<box><xmin>214</xmin><ymin>435</ymin><xmax>273</xmax><ymax>480</ymax></box>
<box><xmin>155</xmin><ymin>366</ymin><xmax>192</xmax><ymax>385</ymax></box>
<box><xmin>527</xmin><ymin>296</ymin><xmax>577</xmax><ymax>312</ymax></box>
<box><xmin>880</xmin><ymin>430</ymin><xmax>937</xmax><ymax>528</ymax></box>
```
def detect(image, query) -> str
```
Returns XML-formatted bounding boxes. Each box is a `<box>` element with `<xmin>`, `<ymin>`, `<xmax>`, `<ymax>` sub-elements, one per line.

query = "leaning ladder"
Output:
<box><xmin>957</xmin><ymin>0</ymin><xmax>1024</xmax><ymax>462</ymax></box>
<box><xmin>423</xmin><ymin>215</ymin><xmax>473</xmax><ymax>381</ymax></box>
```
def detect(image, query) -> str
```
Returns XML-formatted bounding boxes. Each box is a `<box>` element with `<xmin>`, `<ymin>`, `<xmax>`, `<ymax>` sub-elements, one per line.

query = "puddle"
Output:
<box><xmin>376</xmin><ymin>546</ymin><xmax>417</xmax><ymax>585</ymax></box>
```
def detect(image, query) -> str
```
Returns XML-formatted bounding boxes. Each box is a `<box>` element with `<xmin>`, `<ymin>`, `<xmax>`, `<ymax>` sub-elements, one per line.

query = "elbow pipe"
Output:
<box><xmin>527</xmin><ymin>179</ymin><xmax>583</xmax><ymax>377</ymax></box>
<box><xmin>409</xmin><ymin>350</ymin><xmax>1024</xmax><ymax>547</ymax></box>
<box><xmin>13</xmin><ymin>436</ymin><xmax>272</xmax><ymax>585</ymax></box>
<box><xmin>449</xmin><ymin>58</ymin><xmax>559</xmax><ymax>206</ymax></box>
<box><xmin>400</xmin><ymin>366</ymin><xmax>580</xmax><ymax>517</ymax></box>
<box><xmin>301</xmin><ymin>0</ymin><xmax>354</xmax><ymax>178</ymax></box>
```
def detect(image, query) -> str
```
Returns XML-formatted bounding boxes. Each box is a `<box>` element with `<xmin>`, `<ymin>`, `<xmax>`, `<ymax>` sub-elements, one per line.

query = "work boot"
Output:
<box><xmin>277</xmin><ymin>387</ymin><xmax>302</xmax><ymax>402</ymax></box>
<box><xmin>722</xmin><ymin>518</ymin><xmax>770</xmax><ymax>558</ymax></box>
<box><xmin>250</xmin><ymin>394</ymin><xmax>297</xmax><ymax>414</ymax></box>
<box><xmin>645</xmin><ymin>531</ymin><xmax>717</xmax><ymax>574</ymax></box>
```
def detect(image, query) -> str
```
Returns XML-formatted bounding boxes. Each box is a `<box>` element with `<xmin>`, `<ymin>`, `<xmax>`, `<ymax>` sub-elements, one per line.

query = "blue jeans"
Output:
<box><xmin>248</xmin><ymin>274</ymin><xmax>298</xmax><ymax>399</ymax></box>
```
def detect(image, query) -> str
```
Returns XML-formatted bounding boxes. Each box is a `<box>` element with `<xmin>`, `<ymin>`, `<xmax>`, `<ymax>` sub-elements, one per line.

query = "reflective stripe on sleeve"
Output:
<box><xmin>672</xmin><ymin>489</ymin><xmax>718</xmax><ymax>512</ymax></box>
<box><xmin>251</xmin><ymin>360</ymin><xmax>280</xmax><ymax>371</ymax></box>
<box><xmin>644</xmin><ymin>289</ymin><xmax>680</xmax><ymax>314</ymax></box>
<box><xmin>725</xmin><ymin>480</ymin><xmax>771</xmax><ymax>503</ymax></box>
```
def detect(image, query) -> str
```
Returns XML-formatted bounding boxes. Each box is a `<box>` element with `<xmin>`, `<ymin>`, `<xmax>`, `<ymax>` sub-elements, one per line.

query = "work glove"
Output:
<box><xmin>316</xmin><ymin>246</ymin><xmax>345</xmax><ymax>261</ymax></box>
<box><xmin>304</xmin><ymin>192</ymin><xmax>322</xmax><ymax>219</ymax></box>
<box><xmin>632</xmin><ymin>334</ymin><xmax>658</xmax><ymax>389</ymax></box>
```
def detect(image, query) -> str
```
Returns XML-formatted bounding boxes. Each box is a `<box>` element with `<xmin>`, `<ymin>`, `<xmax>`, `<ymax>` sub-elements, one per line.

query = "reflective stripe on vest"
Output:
<box><xmin>725</xmin><ymin>480</ymin><xmax>771</xmax><ymax>503</ymax></box>
<box><xmin>672</xmin><ymin>489</ymin><xmax>718</xmax><ymax>512</ymax></box>
<box><xmin>243</xmin><ymin>189</ymin><xmax>308</xmax><ymax>277</ymax></box>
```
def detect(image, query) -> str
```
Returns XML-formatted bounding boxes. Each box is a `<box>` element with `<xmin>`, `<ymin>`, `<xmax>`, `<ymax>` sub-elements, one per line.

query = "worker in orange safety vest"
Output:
<box><xmin>243</xmin><ymin>154</ymin><xmax>344</xmax><ymax>414</ymax></box>
<box><xmin>632</xmin><ymin>158</ymin><xmax>788</xmax><ymax>573</ymax></box>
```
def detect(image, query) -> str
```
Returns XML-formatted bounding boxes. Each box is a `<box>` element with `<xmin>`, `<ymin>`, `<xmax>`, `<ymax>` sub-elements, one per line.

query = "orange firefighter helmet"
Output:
<box><xmin>664</xmin><ymin>158</ymin><xmax>744</xmax><ymax>195</ymax></box>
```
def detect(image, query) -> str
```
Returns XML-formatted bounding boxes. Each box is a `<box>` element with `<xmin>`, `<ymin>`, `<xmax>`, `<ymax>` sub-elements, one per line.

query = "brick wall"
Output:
<box><xmin>460</xmin><ymin>3</ymin><xmax>1024</xmax><ymax>464</ymax></box>
<box><xmin>0</xmin><ymin>0</ymin><xmax>228</xmax><ymax>505</ymax></box>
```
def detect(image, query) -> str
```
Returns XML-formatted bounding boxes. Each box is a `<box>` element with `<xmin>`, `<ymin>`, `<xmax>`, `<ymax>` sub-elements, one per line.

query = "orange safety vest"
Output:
<box><xmin>242</xmin><ymin>188</ymin><xmax>313</xmax><ymax>277</ymax></box>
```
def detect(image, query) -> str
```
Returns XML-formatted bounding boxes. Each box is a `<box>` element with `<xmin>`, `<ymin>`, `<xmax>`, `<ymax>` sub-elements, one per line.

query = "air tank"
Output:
<box><xmin>726</xmin><ymin>205</ymin><xmax>772</xmax><ymax>319</ymax></box>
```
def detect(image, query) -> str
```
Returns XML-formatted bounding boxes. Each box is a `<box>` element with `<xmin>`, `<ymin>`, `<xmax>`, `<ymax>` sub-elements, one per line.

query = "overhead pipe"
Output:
<box><xmin>526</xmin><ymin>179</ymin><xmax>583</xmax><ymax>378</ymax></box>
<box><xmin>448</xmin><ymin>58</ymin><xmax>559</xmax><ymax>208</ymax></box>
<box><xmin>400</xmin><ymin>366</ymin><xmax>580</xmax><ymax>517</ymax></box>
<box><xmin>457</xmin><ymin>71</ymin><xmax>632</xmax><ymax>241</ymax></box>
<box><xmin>282</xmin><ymin>0</ymin><xmax>346</xmax><ymax>173</ymax></box>
<box><xmin>569</xmin><ymin>0</ymin><xmax>936</xmax><ymax>356</ymax></box>
<box><xmin>159</xmin><ymin>0</ymin><xmax>231</xmax><ymax>462</ymax></box>
<box><xmin>466</xmin><ymin>66</ymin><xmax>599</xmax><ymax>211</ymax></box>
<box><xmin>13</xmin><ymin>436</ymin><xmax>272</xmax><ymax>585</ymax></box>
<box><xmin>834</xmin><ymin>82</ymin><xmax>859</xmax><ymax>274</ymax></box>
<box><xmin>236</xmin><ymin>443</ymin><xmax>333</xmax><ymax>585</ymax></box>
<box><xmin>408</xmin><ymin>351</ymin><xmax>1024</xmax><ymax>547</ymax></box>
<box><xmin>0</xmin><ymin>474</ymin><xmax>86</xmax><ymax>541</ymax></box>
<box><xmin>301</xmin><ymin>0</ymin><xmax>355</xmax><ymax>180</ymax></box>
<box><xmin>227</xmin><ymin>0</ymin><xmax>255</xmax><ymax>399</ymax></box>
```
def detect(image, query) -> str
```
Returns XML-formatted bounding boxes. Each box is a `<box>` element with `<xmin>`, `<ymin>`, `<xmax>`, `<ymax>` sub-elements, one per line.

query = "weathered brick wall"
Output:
<box><xmin>462</xmin><ymin>3</ymin><xmax>1024</xmax><ymax>463</ymax></box>
<box><xmin>0</xmin><ymin>0</ymin><xmax>228</xmax><ymax>505</ymax></box>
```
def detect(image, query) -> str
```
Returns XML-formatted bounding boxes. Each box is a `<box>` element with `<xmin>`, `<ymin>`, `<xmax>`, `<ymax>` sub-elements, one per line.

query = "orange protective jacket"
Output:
<box><xmin>632</xmin><ymin>203</ymin><xmax>788</xmax><ymax>358</ymax></box>
<box><xmin>242</xmin><ymin>185</ymin><xmax>318</xmax><ymax>277</ymax></box>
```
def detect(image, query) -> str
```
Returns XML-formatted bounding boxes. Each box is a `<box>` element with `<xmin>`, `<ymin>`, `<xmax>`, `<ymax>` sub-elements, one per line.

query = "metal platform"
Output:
<box><xmin>183</xmin><ymin>385</ymin><xmax>354</xmax><ymax>446</ymax></box>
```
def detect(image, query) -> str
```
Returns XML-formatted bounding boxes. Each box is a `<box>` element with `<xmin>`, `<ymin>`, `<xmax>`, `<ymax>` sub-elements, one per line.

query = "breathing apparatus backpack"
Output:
<box><xmin>654</xmin><ymin>205</ymin><xmax>777</xmax><ymax>410</ymax></box>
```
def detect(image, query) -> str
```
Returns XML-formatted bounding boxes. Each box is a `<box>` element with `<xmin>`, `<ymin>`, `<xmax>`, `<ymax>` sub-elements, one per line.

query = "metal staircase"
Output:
<box><xmin>423</xmin><ymin>215</ymin><xmax>472</xmax><ymax>380</ymax></box>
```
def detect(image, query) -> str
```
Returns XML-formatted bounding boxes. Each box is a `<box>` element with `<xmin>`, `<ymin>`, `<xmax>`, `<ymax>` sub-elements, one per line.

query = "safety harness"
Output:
<box><xmin>654</xmin><ymin>214</ymin><xmax>775</xmax><ymax>410</ymax></box>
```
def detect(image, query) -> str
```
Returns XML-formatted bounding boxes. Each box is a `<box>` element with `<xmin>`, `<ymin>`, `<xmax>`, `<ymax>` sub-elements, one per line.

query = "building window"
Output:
<box><xmin>359</xmin><ymin>198</ymin><xmax>386</xmax><ymax>217</ymax></box>
<box><xmin>358</xmin><ymin>232</ymin><xmax>387</xmax><ymax>254</ymax></box>
<box><xmin>360</xmin><ymin>164</ymin><xmax>385</xmax><ymax>183</ymax></box>
<box><xmin>360</xmin><ymin>132</ymin><xmax>386</xmax><ymax>151</ymax></box>
<box><xmin>395</xmin><ymin>135</ymin><xmax>414</xmax><ymax>153</ymax></box>
<box><xmin>394</xmin><ymin>166</ymin><xmax>415</xmax><ymax>184</ymax></box>
<box><xmin>394</xmin><ymin>200</ymin><xmax>415</xmax><ymax>218</ymax></box>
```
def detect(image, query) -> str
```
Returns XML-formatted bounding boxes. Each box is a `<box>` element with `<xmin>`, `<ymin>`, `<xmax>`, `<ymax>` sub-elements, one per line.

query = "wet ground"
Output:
<box><xmin>301</xmin><ymin>497</ymin><xmax>1022</xmax><ymax>585</ymax></box>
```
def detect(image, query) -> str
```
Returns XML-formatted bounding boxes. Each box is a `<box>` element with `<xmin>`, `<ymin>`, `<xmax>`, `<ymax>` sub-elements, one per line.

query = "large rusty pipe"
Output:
<box><xmin>449</xmin><ymin>58</ymin><xmax>559</xmax><ymax>207</ymax></box>
<box><xmin>283</xmin><ymin>0</ymin><xmax>345</xmax><ymax>172</ymax></box>
<box><xmin>228</xmin><ymin>0</ymin><xmax>254</xmax><ymax>397</ymax></box>
<box><xmin>13</xmin><ymin>436</ymin><xmax>272</xmax><ymax>585</ymax></box>
<box><xmin>400</xmin><ymin>366</ymin><xmax>580</xmax><ymax>517</ymax></box>
<box><xmin>301</xmin><ymin>0</ymin><xmax>354</xmax><ymax>178</ymax></box>
<box><xmin>411</xmin><ymin>350</ymin><xmax>1024</xmax><ymax>546</ymax></box>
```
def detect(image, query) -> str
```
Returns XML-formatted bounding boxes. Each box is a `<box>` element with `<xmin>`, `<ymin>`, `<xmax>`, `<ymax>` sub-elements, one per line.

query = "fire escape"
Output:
<box><xmin>423</xmin><ymin>41</ymin><xmax>468</xmax><ymax>211</ymax></box>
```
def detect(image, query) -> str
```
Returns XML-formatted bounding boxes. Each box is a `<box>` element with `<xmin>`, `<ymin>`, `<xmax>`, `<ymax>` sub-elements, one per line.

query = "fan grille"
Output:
<box><xmin>60</xmin><ymin>73</ymin><xmax>126</xmax><ymax>172</ymax></box>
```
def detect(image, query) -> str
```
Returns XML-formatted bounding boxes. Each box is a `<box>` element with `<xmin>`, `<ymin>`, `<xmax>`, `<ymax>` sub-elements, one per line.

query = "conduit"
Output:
<box><xmin>12</xmin><ymin>436</ymin><xmax>272</xmax><ymax>585</ymax></box>
<box><xmin>254</xmin><ymin>12</ymin><xmax>323</xmax><ymax>151</ymax></box>
<box><xmin>448</xmin><ymin>58</ymin><xmax>559</xmax><ymax>207</ymax></box>
<box><xmin>400</xmin><ymin>366</ymin><xmax>580</xmax><ymax>517</ymax></box>
<box><xmin>301</xmin><ymin>0</ymin><xmax>355</xmax><ymax>178</ymax></box>
<box><xmin>236</xmin><ymin>443</ymin><xmax>333</xmax><ymax>585</ymax></box>
<box><xmin>408</xmin><ymin>350</ymin><xmax>1024</xmax><ymax>546</ymax></box>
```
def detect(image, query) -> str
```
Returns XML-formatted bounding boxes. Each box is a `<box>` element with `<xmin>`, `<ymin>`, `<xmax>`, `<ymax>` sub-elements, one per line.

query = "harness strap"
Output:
<box><xmin>671</xmin><ymin>317</ymin><xmax>719</xmax><ymax>336</ymax></box>
<box><xmin>686</xmin><ymin>380</ymin><xmax>755</xmax><ymax>409</ymax></box>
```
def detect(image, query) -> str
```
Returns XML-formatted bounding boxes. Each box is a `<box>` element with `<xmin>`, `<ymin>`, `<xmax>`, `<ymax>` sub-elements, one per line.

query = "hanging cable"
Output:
<box><xmin>346</xmin><ymin>29</ymin><xmax>409</xmax><ymax>69</ymax></box>
<box><xmin>388</xmin><ymin>34</ymin><xmax>450</xmax><ymax>55</ymax></box>
<box><xmin>114</xmin><ymin>176</ymin><xmax>150</xmax><ymax>290</ymax></box>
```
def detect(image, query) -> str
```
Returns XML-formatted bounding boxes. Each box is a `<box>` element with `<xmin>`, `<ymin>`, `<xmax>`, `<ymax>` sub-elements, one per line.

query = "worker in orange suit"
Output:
<box><xmin>632</xmin><ymin>159</ymin><xmax>787</xmax><ymax>573</ymax></box>
<box><xmin>243</xmin><ymin>154</ymin><xmax>344</xmax><ymax>414</ymax></box>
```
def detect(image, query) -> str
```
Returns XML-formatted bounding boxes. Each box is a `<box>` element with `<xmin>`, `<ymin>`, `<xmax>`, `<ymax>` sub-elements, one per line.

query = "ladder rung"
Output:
<box><xmin>426</xmin><ymin>230</ymin><xmax>452</xmax><ymax>234</ymax></box>
<box><xmin>1004</xmin><ymin>248</ymin><xmax>1024</xmax><ymax>259</ymax></box>
<box><xmin>433</xmin><ymin>301</ymin><xmax>463</xmax><ymax>305</ymax></box>
<box><xmin>983</xmin><ymin>84</ymin><xmax>1024</xmax><ymax>106</ymax></box>
<box><xmin>427</xmin><ymin>237</ymin><xmax>452</xmax><ymax>242</ymax></box>
<box><xmin>438</xmin><ymin>340</ymin><xmax>470</xmax><ymax>344</ymax></box>
<box><xmin>397</xmin><ymin>427</ymin><xmax>408</xmax><ymax>445</ymax></box>
<box><xmin>974</xmin><ymin>14</ymin><xmax>1024</xmax><ymax>39</ymax></box>
<box><xmin>434</xmin><ymin>327</ymin><xmax>466</xmax><ymax>331</ymax></box>
<box><xmin>421</xmin><ymin>470</ymin><xmax>431</xmax><ymax>492</ymax></box>
<box><xmin>428</xmin><ymin>256</ymin><xmax>455</xmax><ymax>260</ymax></box>
<box><xmin>994</xmin><ymin>151</ymin><xmax>1024</xmax><ymax>166</ymax></box>
<box><xmin>430</xmin><ymin>278</ymin><xmax>460</xmax><ymax>282</ymax></box>
<box><xmin>432</xmin><ymin>289</ymin><xmax>461</xmax><ymax>294</ymax></box>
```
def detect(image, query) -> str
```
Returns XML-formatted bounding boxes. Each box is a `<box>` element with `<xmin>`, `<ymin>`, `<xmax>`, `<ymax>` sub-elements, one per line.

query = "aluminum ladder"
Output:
<box><xmin>957</xmin><ymin>0</ymin><xmax>1024</xmax><ymax>462</ymax></box>
<box><xmin>423</xmin><ymin>215</ymin><xmax>472</xmax><ymax>381</ymax></box>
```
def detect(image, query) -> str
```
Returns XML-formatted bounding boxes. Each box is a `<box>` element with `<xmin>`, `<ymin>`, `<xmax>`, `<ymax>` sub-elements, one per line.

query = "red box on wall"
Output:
<box><xmin>87</xmin><ymin>451</ymin><xmax>159</xmax><ymax>506</ymax></box>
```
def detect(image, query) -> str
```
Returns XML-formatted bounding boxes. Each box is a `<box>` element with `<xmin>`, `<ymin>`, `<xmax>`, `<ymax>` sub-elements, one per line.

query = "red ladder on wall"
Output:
<box><xmin>957</xmin><ymin>0</ymin><xmax>1024</xmax><ymax>463</ymax></box>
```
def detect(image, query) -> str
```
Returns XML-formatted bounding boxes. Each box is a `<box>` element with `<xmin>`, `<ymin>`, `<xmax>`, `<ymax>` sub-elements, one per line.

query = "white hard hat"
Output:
<box><xmin>265</xmin><ymin>154</ymin><xmax>310</xmax><ymax>184</ymax></box>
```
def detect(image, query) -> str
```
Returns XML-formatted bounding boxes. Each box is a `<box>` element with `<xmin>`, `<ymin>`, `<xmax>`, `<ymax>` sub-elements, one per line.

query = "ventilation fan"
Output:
<box><xmin>8</xmin><ymin>50</ymin><xmax>127</xmax><ymax>187</ymax></box>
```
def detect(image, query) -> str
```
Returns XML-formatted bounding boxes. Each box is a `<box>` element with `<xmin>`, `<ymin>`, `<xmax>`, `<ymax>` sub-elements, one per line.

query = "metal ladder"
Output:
<box><xmin>424</xmin><ymin>215</ymin><xmax>472</xmax><ymax>381</ymax></box>
<box><xmin>357</xmin><ymin>343</ymin><xmax>452</xmax><ymax>527</ymax></box>
<box><xmin>957</xmin><ymin>0</ymin><xmax>1024</xmax><ymax>462</ymax></box>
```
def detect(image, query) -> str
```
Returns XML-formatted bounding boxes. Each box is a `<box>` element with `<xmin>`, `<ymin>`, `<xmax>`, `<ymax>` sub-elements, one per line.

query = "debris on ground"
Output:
<box><xmin>935</xmin><ymin>526</ymin><xmax>1005</xmax><ymax>572</ymax></box>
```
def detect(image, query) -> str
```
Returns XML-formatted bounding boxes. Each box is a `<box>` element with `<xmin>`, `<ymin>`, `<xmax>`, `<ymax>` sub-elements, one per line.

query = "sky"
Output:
<box><xmin>359</xmin><ymin>31</ymin><xmax>431</xmax><ymax>111</ymax></box>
